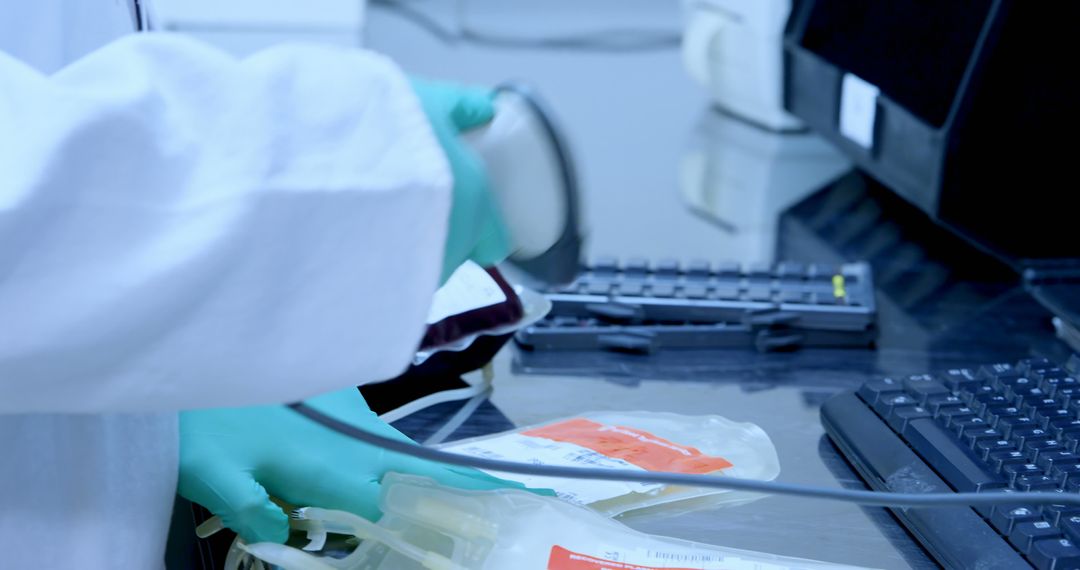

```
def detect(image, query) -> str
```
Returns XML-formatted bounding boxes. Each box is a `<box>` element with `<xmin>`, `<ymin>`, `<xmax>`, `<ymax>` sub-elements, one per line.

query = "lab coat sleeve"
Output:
<box><xmin>0</xmin><ymin>34</ymin><xmax>451</xmax><ymax>412</ymax></box>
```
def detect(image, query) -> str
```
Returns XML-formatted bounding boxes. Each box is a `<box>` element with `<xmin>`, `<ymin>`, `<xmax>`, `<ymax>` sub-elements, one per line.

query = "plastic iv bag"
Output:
<box><xmin>439</xmin><ymin>411</ymin><xmax>781</xmax><ymax>517</ymax></box>
<box><xmin>238</xmin><ymin>473</ymin><xmax>874</xmax><ymax>570</ymax></box>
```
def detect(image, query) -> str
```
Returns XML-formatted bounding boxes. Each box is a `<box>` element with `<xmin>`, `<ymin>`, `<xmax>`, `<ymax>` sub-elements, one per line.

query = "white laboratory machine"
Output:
<box><xmin>680</xmin><ymin>109</ymin><xmax>850</xmax><ymax>262</ymax></box>
<box><xmin>681</xmin><ymin>0</ymin><xmax>801</xmax><ymax>132</ymax></box>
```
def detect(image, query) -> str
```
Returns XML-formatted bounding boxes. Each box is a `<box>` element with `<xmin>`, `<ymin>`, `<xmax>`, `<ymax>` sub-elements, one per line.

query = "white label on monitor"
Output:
<box><xmin>839</xmin><ymin>73</ymin><xmax>880</xmax><ymax>149</ymax></box>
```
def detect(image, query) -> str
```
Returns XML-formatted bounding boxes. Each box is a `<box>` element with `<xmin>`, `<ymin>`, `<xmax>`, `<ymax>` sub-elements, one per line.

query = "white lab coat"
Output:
<box><xmin>0</xmin><ymin>1</ymin><xmax>451</xmax><ymax>567</ymax></box>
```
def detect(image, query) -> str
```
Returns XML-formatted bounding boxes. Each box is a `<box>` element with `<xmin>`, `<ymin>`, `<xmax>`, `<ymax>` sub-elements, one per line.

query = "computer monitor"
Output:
<box><xmin>783</xmin><ymin>0</ymin><xmax>1078</xmax><ymax>269</ymax></box>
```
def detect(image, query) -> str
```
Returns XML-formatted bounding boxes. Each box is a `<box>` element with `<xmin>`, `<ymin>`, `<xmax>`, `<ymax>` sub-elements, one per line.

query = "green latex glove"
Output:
<box><xmin>178</xmin><ymin>388</ymin><xmax>538</xmax><ymax>544</ymax></box>
<box><xmin>411</xmin><ymin>78</ymin><xmax>511</xmax><ymax>284</ymax></box>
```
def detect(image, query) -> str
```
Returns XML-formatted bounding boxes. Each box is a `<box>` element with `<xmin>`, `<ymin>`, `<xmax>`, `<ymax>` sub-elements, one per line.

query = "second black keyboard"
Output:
<box><xmin>824</xmin><ymin>355</ymin><xmax>1080</xmax><ymax>569</ymax></box>
<box><xmin>516</xmin><ymin>257</ymin><xmax>877</xmax><ymax>353</ymax></box>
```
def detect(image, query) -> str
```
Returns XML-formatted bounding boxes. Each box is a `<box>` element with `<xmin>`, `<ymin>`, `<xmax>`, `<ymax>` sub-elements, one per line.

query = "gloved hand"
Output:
<box><xmin>411</xmin><ymin>78</ymin><xmax>511</xmax><ymax>284</ymax></box>
<box><xmin>178</xmin><ymin>388</ymin><xmax>537</xmax><ymax>544</ymax></box>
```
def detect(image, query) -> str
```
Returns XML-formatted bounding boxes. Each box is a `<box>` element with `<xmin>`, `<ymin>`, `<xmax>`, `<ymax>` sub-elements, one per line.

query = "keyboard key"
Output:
<box><xmin>903</xmin><ymin>375</ymin><xmax>951</xmax><ymax>401</ymax></box>
<box><xmin>807</xmin><ymin>263</ymin><xmax>838</xmax><ymax>282</ymax></box>
<box><xmin>776</xmin><ymin>261</ymin><xmax>805</xmax><ymax>281</ymax></box>
<box><xmin>964</xmin><ymin>427</ymin><xmax>1006</xmax><ymax>448</ymax></box>
<box><xmin>1023</xmin><ymin>397</ymin><xmax>1063</xmax><ymax>413</ymax></box>
<box><xmin>586</xmin><ymin>280</ymin><xmax>613</xmax><ymax>295</ymax></box>
<box><xmin>714</xmin><ymin>261</ymin><xmax>740</xmax><ymax>278</ymax></box>
<box><xmin>998</xmin><ymin>416</ymin><xmax>1039</xmax><ymax>438</ymax></box>
<box><xmin>1016</xmin><ymin>474</ymin><xmax>1062</xmax><ymax>492</ymax></box>
<box><xmin>1038</xmin><ymin>451</ymin><xmax>1080</xmax><ymax>471</ymax></box>
<box><xmin>655</xmin><ymin>259</ymin><xmax>681</xmax><ymax>277</ymax></box>
<box><xmin>591</xmin><ymin>256</ymin><xmax>619</xmax><ymax>274</ymax></box>
<box><xmin>902</xmin><ymin>418</ymin><xmax>1008</xmax><ymax>491</ymax></box>
<box><xmin>926</xmin><ymin>394</ymin><xmax>966</xmax><ymax>415</ymax></box>
<box><xmin>1030</xmin><ymin>537</ymin><xmax>1080</xmax><ymax>570</ymax></box>
<box><xmin>874</xmin><ymin>393</ymin><xmax>921</xmax><ymax>416</ymax></box>
<box><xmin>1025</xmin><ymin>440</ymin><xmax>1067</xmax><ymax>462</ymax></box>
<box><xmin>552</xmin><ymin>316</ymin><xmax>580</xmax><ymax>327</ymax></box>
<box><xmin>746</xmin><ymin>262</ymin><xmax>772</xmax><ymax>280</ymax></box>
<box><xmin>963</xmin><ymin>385</ymin><xmax>999</xmax><ymax>408</ymax></box>
<box><xmin>1021</xmin><ymin>358</ymin><xmax>1058</xmax><ymax>374</ymax></box>
<box><xmin>938</xmin><ymin>406</ymin><xmax>978</xmax><ymax>425</ymax></box>
<box><xmin>1003</xmin><ymin>462</ymin><xmax>1044</xmax><ymax>483</ymax></box>
<box><xmin>617</xmin><ymin>281</ymin><xmax>645</xmax><ymax>296</ymax></box>
<box><xmin>685</xmin><ymin>260</ymin><xmax>711</xmax><ymax>279</ymax></box>
<box><xmin>1010</xmin><ymin>519</ymin><xmax>1062</xmax><ymax>554</ymax></box>
<box><xmin>1061</xmin><ymin>516</ymin><xmax>1080</xmax><ymax>542</ymax></box>
<box><xmin>651</xmin><ymin>282</ymin><xmax>676</xmax><ymax>297</ymax></box>
<box><xmin>985</xmin><ymin>405</ymin><xmax>1023</xmax><ymax>426</ymax></box>
<box><xmin>1009</xmin><ymin>382</ymin><xmax>1046</xmax><ymax>399</ymax></box>
<box><xmin>995</xmin><ymin>372</ymin><xmax>1033</xmax><ymax>390</ymax></box>
<box><xmin>981</xmin><ymin>400</ymin><xmax>1018</xmax><ymax>417</ymax></box>
<box><xmin>991</xmin><ymin>504</ymin><xmax>1042</xmax><ymax>534</ymax></box>
<box><xmin>857</xmin><ymin>377</ymin><xmax>904</xmax><ymax>405</ymax></box>
<box><xmin>1044</xmin><ymin>504</ymin><xmax>1080</xmax><ymax>526</ymax></box>
<box><xmin>1031</xmin><ymin>370</ymin><xmax>1063</xmax><ymax>385</ymax></box>
<box><xmin>623</xmin><ymin>257</ymin><xmax>649</xmax><ymax>276</ymax></box>
<box><xmin>971</xmin><ymin>393</ymin><xmax>1012</xmax><ymax>411</ymax></box>
<box><xmin>976</xmin><ymin>439</ymin><xmax>1017</xmax><ymax>459</ymax></box>
<box><xmin>902</xmin><ymin>373</ymin><xmax>936</xmax><ymax>387</ymax></box>
<box><xmin>1051</xmin><ymin>464</ymin><xmax>1080</xmax><ymax>484</ymax></box>
<box><xmin>979</xmin><ymin>363</ymin><xmax>1016</xmax><ymax>380</ymax></box>
<box><xmin>888</xmin><ymin>405</ymin><xmax>933</xmax><ymax>432</ymax></box>
<box><xmin>779</xmin><ymin>289</ymin><xmax>807</xmax><ymax>304</ymax></box>
<box><xmin>1059</xmin><ymin>420</ymin><xmax>1080</xmax><ymax>436</ymax></box>
<box><xmin>1063</xmin><ymin>433</ymin><xmax>1080</xmax><ymax>453</ymax></box>
<box><xmin>713</xmin><ymin>284</ymin><xmax>740</xmax><ymax>299</ymax></box>
<box><xmin>747</xmin><ymin>286</ymin><xmax>772</xmax><ymax>301</ymax></box>
<box><xmin>988</xmin><ymin>449</ymin><xmax>1028</xmax><ymax>471</ymax></box>
<box><xmin>682</xmin><ymin>284</ymin><xmax>709</xmax><ymax>299</ymax></box>
<box><xmin>1043</xmin><ymin>374</ymin><xmax>1080</xmax><ymax>395</ymax></box>
<box><xmin>975</xmin><ymin>490</ymin><xmax>1016</xmax><ymax>519</ymax></box>
<box><xmin>939</xmin><ymin>368</ymin><xmax>982</xmax><ymax>391</ymax></box>
<box><xmin>1059</xmin><ymin>387</ymin><xmax>1080</xmax><ymax>405</ymax></box>
<box><xmin>949</xmin><ymin>416</ymin><xmax>990</xmax><ymax>434</ymax></box>
<box><xmin>1035</xmin><ymin>368</ymin><xmax>1071</xmax><ymax>382</ymax></box>
<box><xmin>1038</xmin><ymin>409</ymin><xmax>1076</xmax><ymax>428</ymax></box>
<box><xmin>1012</xmin><ymin>427</ymin><xmax>1053</xmax><ymax>448</ymax></box>
<box><xmin>811</xmin><ymin>292</ymin><xmax>838</xmax><ymax>305</ymax></box>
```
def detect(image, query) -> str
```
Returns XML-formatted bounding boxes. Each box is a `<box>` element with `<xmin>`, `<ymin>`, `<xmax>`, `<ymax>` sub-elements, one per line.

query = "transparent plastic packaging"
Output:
<box><xmin>439</xmin><ymin>411</ymin><xmax>781</xmax><ymax>517</ymax></box>
<box><xmin>235</xmin><ymin>473</ymin><xmax>872</xmax><ymax>570</ymax></box>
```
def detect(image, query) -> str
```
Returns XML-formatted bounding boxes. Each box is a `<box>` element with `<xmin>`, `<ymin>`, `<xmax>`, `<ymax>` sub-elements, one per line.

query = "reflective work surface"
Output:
<box><xmin>388</xmin><ymin>173</ymin><xmax>1075</xmax><ymax>570</ymax></box>
<box><xmin>365</xmin><ymin>6</ymin><xmax>1074</xmax><ymax>568</ymax></box>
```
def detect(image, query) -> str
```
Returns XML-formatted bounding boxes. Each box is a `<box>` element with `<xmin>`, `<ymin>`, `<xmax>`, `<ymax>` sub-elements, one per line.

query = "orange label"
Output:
<box><xmin>522</xmin><ymin>419</ymin><xmax>732</xmax><ymax>474</ymax></box>
<box><xmin>548</xmin><ymin>546</ymin><xmax>698</xmax><ymax>570</ymax></box>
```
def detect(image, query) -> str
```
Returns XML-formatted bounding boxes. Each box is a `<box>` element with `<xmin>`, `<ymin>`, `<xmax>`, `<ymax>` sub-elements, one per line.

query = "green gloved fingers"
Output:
<box><xmin>410</xmin><ymin>77</ymin><xmax>511</xmax><ymax>283</ymax></box>
<box><xmin>178</xmin><ymin>407</ymin><xmax>295</xmax><ymax>544</ymax></box>
<box><xmin>179</xmin><ymin>388</ymin><xmax>546</xmax><ymax>544</ymax></box>
<box><xmin>177</xmin><ymin>453</ymin><xmax>290</xmax><ymax>544</ymax></box>
<box><xmin>410</xmin><ymin>78</ymin><xmax>495</xmax><ymax>133</ymax></box>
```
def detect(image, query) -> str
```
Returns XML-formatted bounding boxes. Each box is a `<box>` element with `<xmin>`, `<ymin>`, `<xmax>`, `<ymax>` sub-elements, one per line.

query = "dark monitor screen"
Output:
<box><xmin>799</xmin><ymin>0</ymin><xmax>993</xmax><ymax>128</ymax></box>
<box><xmin>790</xmin><ymin>0</ymin><xmax>1077</xmax><ymax>267</ymax></box>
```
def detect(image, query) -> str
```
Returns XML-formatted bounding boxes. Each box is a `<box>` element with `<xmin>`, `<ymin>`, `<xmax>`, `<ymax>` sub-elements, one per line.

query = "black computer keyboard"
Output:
<box><xmin>515</xmin><ymin>258</ymin><xmax>877</xmax><ymax>353</ymax></box>
<box><xmin>823</xmin><ymin>355</ymin><xmax>1080</xmax><ymax>569</ymax></box>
